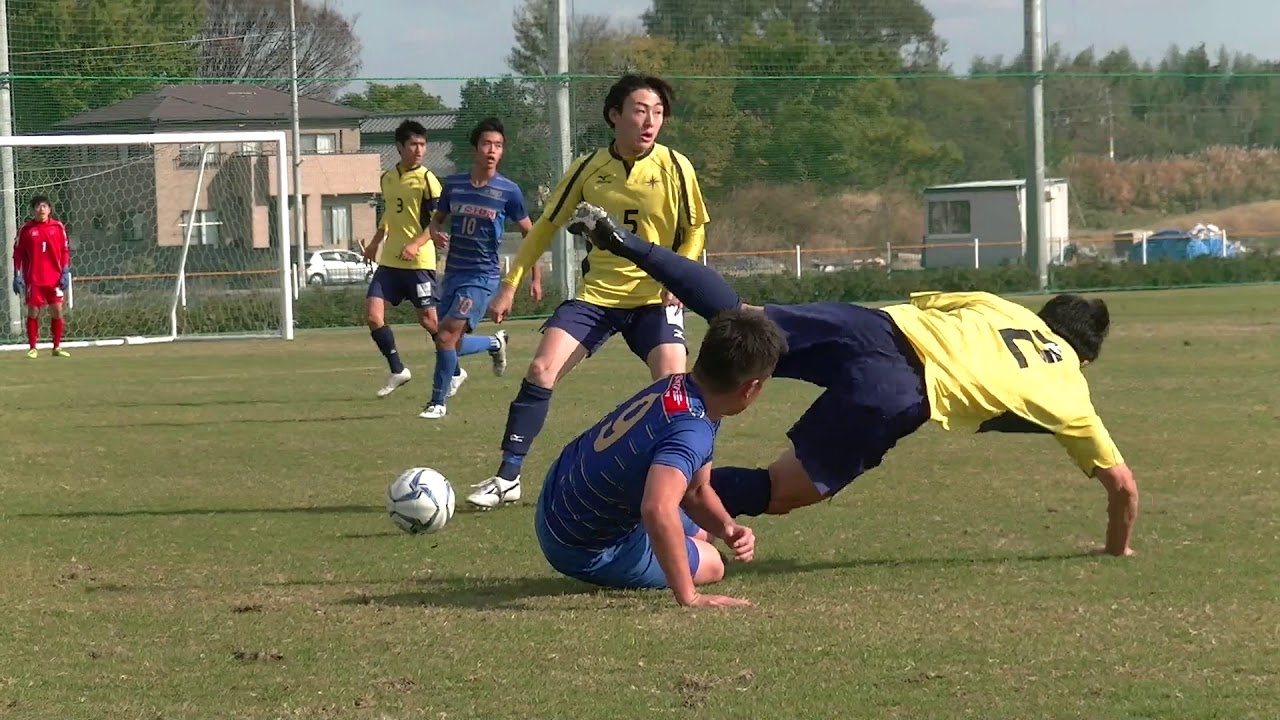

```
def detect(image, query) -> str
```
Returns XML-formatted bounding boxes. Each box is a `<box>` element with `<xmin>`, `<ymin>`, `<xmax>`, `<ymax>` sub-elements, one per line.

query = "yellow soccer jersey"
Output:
<box><xmin>881</xmin><ymin>291</ymin><xmax>1124</xmax><ymax>476</ymax></box>
<box><xmin>378</xmin><ymin>164</ymin><xmax>442</xmax><ymax>271</ymax></box>
<box><xmin>504</xmin><ymin>143</ymin><xmax>709</xmax><ymax>308</ymax></box>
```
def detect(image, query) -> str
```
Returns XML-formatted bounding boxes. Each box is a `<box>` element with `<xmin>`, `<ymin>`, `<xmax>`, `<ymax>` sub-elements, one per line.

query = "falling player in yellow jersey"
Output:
<box><xmin>467</xmin><ymin>74</ymin><xmax>710</xmax><ymax>509</ymax></box>
<box><xmin>569</xmin><ymin>203</ymin><xmax>1140</xmax><ymax>557</ymax></box>
<box><xmin>361</xmin><ymin>120</ymin><xmax>451</xmax><ymax>399</ymax></box>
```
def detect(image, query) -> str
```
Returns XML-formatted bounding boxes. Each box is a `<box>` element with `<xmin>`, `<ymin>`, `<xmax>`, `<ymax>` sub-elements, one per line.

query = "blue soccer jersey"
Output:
<box><xmin>438</xmin><ymin>172</ymin><xmax>528</xmax><ymax>277</ymax></box>
<box><xmin>540</xmin><ymin>374</ymin><xmax>720</xmax><ymax>548</ymax></box>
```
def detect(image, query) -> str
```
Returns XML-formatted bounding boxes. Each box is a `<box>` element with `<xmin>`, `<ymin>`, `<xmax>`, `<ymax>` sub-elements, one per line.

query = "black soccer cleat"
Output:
<box><xmin>566</xmin><ymin>202</ymin><xmax>626</xmax><ymax>253</ymax></box>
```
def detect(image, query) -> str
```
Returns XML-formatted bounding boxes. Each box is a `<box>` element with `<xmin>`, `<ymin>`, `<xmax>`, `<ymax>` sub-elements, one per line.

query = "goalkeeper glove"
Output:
<box><xmin>58</xmin><ymin>267</ymin><xmax>71</xmax><ymax>290</ymax></box>
<box><xmin>11</xmin><ymin>275</ymin><xmax>23</xmax><ymax>296</ymax></box>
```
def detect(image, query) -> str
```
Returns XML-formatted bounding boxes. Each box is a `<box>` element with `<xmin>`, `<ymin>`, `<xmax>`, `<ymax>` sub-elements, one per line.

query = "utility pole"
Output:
<box><xmin>548</xmin><ymin>0</ymin><xmax>575</xmax><ymax>299</ymax></box>
<box><xmin>0</xmin><ymin>0</ymin><xmax>18</xmax><ymax>335</ymax></box>
<box><xmin>1024</xmin><ymin>0</ymin><xmax>1048</xmax><ymax>290</ymax></box>
<box><xmin>288</xmin><ymin>0</ymin><xmax>305</xmax><ymax>298</ymax></box>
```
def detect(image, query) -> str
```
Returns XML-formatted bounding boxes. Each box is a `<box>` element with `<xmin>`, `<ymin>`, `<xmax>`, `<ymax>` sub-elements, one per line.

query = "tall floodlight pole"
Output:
<box><xmin>289</xmin><ymin>0</ymin><xmax>305</xmax><ymax>298</ymax></box>
<box><xmin>1024</xmin><ymin>0</ymin><xmax>1048</xmax><ymax>290</ymax></box>
<box><xmin>0</xmin><ymin>0</ymin><xmax>18</xmax><ymax>334</ymax></box>
<box><xmin>548</xmin><ymin>0</ymin><xmax>575</xmax><ymax>299</ymax></box>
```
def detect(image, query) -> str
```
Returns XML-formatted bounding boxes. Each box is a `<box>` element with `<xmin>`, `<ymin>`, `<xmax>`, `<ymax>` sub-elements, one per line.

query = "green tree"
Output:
<box><xmin>7</xmin><ymin>0</ymin><xmax>202</xmax><ymax>133</ymax></box>
<box><xmin>339</xmin><ymin>83</ymin><xmax>447</xmax><ymax>113</ymax></box>
<box><xmin>642</xmin><ymin>0</ymin><xmax>944</xmax><ymax>70</ymax></box>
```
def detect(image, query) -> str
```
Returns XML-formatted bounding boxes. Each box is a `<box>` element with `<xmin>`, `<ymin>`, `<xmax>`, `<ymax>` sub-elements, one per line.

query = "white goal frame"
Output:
<box><xmin>1</xmin><ymin>130</ymin><xmax>294</xmax><ymax>350</ymax></box>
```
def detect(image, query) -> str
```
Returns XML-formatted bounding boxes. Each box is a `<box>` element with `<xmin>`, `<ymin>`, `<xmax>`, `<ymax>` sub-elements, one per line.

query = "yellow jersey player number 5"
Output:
<box><xmin>468</xmin><ymin>74</ymin><xmax>710</xmax><ymax>510</ymax></box>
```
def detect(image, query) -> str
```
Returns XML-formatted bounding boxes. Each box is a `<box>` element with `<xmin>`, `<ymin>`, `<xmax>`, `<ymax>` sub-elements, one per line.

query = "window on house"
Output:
<box><xmin>322</xmin><ymin>201</ymin><xmax>351</xmax><ymax>247</ymax></box>
<box><xmin>178</xmin><ymin>143</ymin><xmax>222</xmax><ymax>168</ymax></box>
<box><xmin>119</xmin><ymin>211</ymin><xmax>144</xmax><ymax>242</ymax></box>
<box><xmin>927</xmin><ymin>200</ymin><xmax>972</xmax><ymax>235</ymax></box>
<box><xmin>180</xmin><ymin>209</ymin><xmax>222</xmax><ymax>246</ymax></box>
<box><xmin>300</xmin><ymin>133</ymin><xmax>337</xmax><ymax>155</ymax></box>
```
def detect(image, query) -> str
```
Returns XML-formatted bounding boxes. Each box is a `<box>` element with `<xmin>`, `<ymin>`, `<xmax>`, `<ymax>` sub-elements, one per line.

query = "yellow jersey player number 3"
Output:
<box><xmin>361</xmin><ymin>120</ymin><xmax>447</xmax><ymax>399</ymax></box>
<box><xmin>467</xmin><ymin>74</ymin><xmax>711</xmax><ymax>510</ymax></box>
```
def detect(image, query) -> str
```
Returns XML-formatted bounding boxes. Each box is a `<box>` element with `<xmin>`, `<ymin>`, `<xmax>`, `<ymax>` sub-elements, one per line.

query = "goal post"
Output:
<box><xmin>1</xmin><ymin>130</ymin><xmax>294</xmax><ymax>351</ymax></box>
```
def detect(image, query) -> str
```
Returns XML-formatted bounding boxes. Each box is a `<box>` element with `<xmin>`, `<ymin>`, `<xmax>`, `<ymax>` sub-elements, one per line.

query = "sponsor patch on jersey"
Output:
<box><xmin>456</xmin><ymin>203</ymin><xmax>498</xmax><ymax>220</ymax></box>
<box><xmin>662</xmin><ymin>374</ymin><xmax>689</xmax><ymax>416</ymax></box>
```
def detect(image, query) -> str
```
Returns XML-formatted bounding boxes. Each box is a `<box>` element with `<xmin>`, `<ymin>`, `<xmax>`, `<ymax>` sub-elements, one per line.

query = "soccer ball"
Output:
<box><xmin>386</xmin><ymin>468</ymin><xmax>455</xmax><ymax>534</ymax></box>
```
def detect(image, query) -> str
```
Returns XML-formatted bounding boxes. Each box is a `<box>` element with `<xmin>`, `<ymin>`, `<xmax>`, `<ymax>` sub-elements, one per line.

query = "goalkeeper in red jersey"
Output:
<box><xmin>12</xmin><ymin>196</ymin><xmax>72</xmax><ymax>358</ymax></box>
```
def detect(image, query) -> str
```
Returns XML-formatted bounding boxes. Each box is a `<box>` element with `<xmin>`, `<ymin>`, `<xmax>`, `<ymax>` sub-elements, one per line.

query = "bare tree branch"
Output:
<box><xmin>196</xmin><ymin>0</ymin><xmax>362</xmax><ymax>99</ymax></box>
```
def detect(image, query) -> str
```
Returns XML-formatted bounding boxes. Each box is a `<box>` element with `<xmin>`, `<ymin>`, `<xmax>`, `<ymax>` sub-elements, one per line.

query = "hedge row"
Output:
<box><xmin>57</xmin><ymin>254</ymin><xmax>1280</xmax><ymax>339</ymax></box>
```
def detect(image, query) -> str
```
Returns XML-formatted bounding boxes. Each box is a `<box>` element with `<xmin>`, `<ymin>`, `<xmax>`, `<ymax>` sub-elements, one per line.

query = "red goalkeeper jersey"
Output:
<box><xmin>15</xmin><ymin>218</ymin><xmax>69</xmax><ymax>286</ymax></box>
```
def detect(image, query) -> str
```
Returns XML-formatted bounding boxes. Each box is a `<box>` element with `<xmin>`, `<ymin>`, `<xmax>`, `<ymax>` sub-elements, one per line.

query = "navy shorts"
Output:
<box><xmin>366</xmin><ymin>266</ymin><xmax>437</xmax><ymax>309</ymax></box>
<box><xmin>541</xmin><ymin>299</ymin><xmax>685</xmax><ymax>361</ymax></box>
<box><xmin>764</xmin><ymin>303</ymin><xmax>930</xmax><ymax>497</ymax></box>
<box><xmin>534</xmin><ymin>485</ymin><xmax>703</xmax><ymax>590</ymax></box>
<box><xmin>439</xmin><ymin>272</ymin><xmax>499</xmax><ymax>331</ymax></box>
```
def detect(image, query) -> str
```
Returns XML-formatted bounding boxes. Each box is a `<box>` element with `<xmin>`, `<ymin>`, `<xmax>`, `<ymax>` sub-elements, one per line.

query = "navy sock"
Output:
<box><xmin>497</xmin><ymin>380</ymin><xmax>553</xmax><ymax>480</ymax></box>
<box><xmin>709</xmin><ymin>466</ymin><xmax>772</xmax><ymax>517</ymax></box>
<box><xmin>430</xmin><ymin>349</ymin><xmax>458</xmax><ymax>405</ymax></box>
<box><xmin>371</xmin><ymin>326</ymin><xmax>404</xmax><ymax>374</ymax></box>
<box><xmin>614</xmin><ymin>231</ymin><xmax>741</xmax><ymax>320</ymax></box>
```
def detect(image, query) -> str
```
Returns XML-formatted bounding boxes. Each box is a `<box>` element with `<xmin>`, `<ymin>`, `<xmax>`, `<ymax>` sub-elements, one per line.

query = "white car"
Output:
<box><xmin>306</xmin><ymin>249</ymin><xmax>374</xmax><ymax>287</ymax></box>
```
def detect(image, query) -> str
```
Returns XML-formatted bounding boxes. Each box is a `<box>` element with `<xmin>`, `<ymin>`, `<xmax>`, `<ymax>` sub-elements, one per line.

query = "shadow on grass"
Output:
<box><xmin>70</xmin><ymin>414</ymin><xmax>394</xmax><ymax>429</ymax></box>
<box><xmin>339</xmin><ymin>575</ymin><xmax>603</xmax><ymax>610</ymax></box>
<box><xmin>18</xmin><ymin>504</ymin><xmax>381</xmax><ymax>519</ymax></box>
<box><xmin>736</xmin><ymin>551</ymin><xmax>1093</xmax><ymax>577</ymax></box>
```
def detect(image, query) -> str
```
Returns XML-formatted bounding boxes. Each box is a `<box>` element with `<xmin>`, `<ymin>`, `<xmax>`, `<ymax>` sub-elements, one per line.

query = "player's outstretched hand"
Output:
<box><xmin>59</xmin><ymin>268</ymin><xmax>71</xmax><ymax>291</ymax></box>
<box><xmin>529</xmin><ymin>277</ymin><xmax>543</xmax><ymax>303</ymax></box>
<box><xmin>722</xmin><ymin>523</ymin><xmax>755</xmax><ymax>562</ymax></box>
<box><xmin>488</xmin><ymin>283</ymin><xmax>516</xmax><ymax>323</ymax></box>
<box><xmin>398</xmin><ymin>243</ymin><xmax>421</xmax><ymax>262</ymax></box>
<box><xmin>684</xmin><ymin>593</ymin><xmax>753</xmax><ymax>609</ymax></box>
<box><xmin>11</xmin><ymin>276</ymin><xmax>23</xmax><ymax>296</ymax></box>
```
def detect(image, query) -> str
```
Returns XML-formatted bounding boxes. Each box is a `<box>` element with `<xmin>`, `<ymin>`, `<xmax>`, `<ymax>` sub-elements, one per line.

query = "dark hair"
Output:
<box><xmin>692</xmin><ymin>309</ymin><xmax>788</xmax><ymax>393</ymax></box>
<box><xmin>394</xmin><ymin>120</ymin><xmax>427</xmax><ymax>145</ymax></box>
<box><xmin>1038</xmin><ymin>294</ymin><xmax>1110</xmax><ymax>362</ymax></box>
<box><xmin>29</xmin><ymin>195</ymin><xmax>50</xmax><ymax>209</ymax></box>
<box><xmin>602</xmin><ymin>74</ymin><xmax>674</xmax><ymax>128</ymax></box>
<box><xmin>469</xmin><ymin>117</ymin><xmax>505</xmax><ymax>147</ymax></box>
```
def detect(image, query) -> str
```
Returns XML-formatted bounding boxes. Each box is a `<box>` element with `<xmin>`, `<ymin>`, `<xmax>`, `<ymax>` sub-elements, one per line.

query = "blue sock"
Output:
<box><xmin>458</xmin><ymin>334</ymin><xmax>493</xmax><ymax>356</ymax></box>
<box><xmin>371</xmin><ymin>326</ymin><xmax>404</xmax><ymax>374</ymax></box>
<box><xmin>497</xmin><ymin>380</ymin><xmax>553</xmax><ymax>480</ymax></box>
<box><xmin>431</xmin><ymin>349</ymin><xmax>458</xmax><ymax>405</ymax></box>
<box><xmin>709</xmin><ymin>467</ymin><xmax>772</xmax><ymax>517</ymax></box>
<box><xmin>612</xmin><ymin>232</ymin><xmax>741</xmax><ymax>320</ymax></box>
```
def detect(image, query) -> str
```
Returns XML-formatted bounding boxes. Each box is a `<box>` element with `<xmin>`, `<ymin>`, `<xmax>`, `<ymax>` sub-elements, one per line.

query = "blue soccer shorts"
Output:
<box><xmin>366</xmin><ymin>266</ymin><xmax>437</xmax><ymax>309</ymax></box>
<box><xmin>541</xmin><ymin>299</ymin><xmax>686</xmax><ymax>361</ymax></box>
<box><xmin>534</xmin><ymin>492</ymin><xmax>703</xmax><ymax>590</ymax></box>
<box><xmin>764</xmin><ymin>303</ymin><xmax>931</xmax><ymax>497</ymax></box>
<box><xmin>439</xmin><ymin>273</ymin><xmax>499</xmax><ymax>331</ymax></box>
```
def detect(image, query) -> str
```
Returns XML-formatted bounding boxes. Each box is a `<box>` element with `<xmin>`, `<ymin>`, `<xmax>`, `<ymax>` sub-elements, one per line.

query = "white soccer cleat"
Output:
<box><xmin>418</xmin><ymin>403</ymin><xmax>447</xmax><ymax>420</ymax></box>
<box><xmin>466</xmin><ymin>476</ymin><xmax>521</xmax><ymax>509</ymax></box>
<box><xmin>377</xmin><ymin>368</ymin><xmax>412</xmax><ymax>398</ymax></box>
<box><xmin>448</xmin><ymin>367</ymin><xmax>468</xmax><ymax>398</ymax></box>
<box><xmin>490</xmin><ymin>330</ymin><xmax>509</xmax><ymax>377</ymax></box>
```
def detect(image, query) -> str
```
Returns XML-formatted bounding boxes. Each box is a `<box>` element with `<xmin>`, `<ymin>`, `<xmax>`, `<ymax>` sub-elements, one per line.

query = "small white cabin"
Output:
<box><xmin>920</xmin><ymin>179</ymin><xmax>1070</xmax><ymax>269</ymax></box>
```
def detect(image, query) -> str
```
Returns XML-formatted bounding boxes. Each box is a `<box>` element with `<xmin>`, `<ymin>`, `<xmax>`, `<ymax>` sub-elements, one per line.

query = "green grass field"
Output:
<box><xmin>2</xmin><ymin>285</ymin><xmax>1278</xmax><ymax>719</ymax></box>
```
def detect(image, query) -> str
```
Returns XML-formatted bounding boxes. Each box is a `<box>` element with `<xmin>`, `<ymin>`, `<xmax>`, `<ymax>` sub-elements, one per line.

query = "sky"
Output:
<box><xmin>332</xmin><ymin>0</ymin><xmax>1280</xmax><ymax>106</ymax></box>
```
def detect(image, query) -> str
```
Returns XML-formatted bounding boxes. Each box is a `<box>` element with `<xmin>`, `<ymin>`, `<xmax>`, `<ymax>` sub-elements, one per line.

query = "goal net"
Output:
<box><xmin>1</xmin><ymin>131</ymin><xmax>293</xmax><ymax>350</ymax></box>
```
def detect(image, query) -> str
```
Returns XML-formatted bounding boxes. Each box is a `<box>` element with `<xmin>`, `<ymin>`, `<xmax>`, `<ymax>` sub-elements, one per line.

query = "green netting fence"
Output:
<box><xmin>4</xmin><ymin>0</ymin><xmax>1280</xmax><ymax>338</ymax></box>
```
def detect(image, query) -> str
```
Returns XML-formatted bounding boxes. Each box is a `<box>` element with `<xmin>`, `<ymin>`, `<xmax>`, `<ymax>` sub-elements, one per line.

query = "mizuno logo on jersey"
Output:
<box><xmin>456</xmin><ymin>203</ymin><xmax>498</xmax><ymax>220</ymax></box>
<box><xmin>662</xmin><ymin>375</ymin><xmax>689</xmax><ymax>415</ymax></box>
